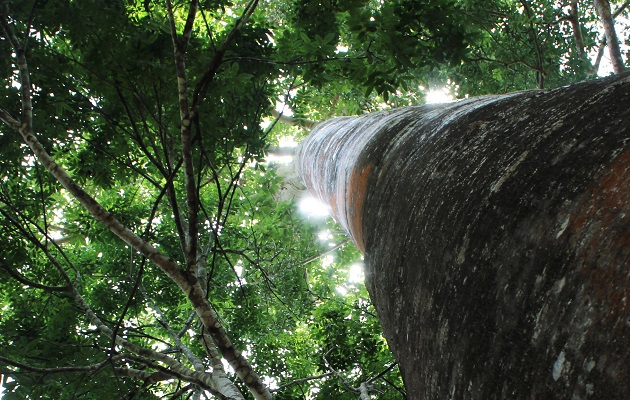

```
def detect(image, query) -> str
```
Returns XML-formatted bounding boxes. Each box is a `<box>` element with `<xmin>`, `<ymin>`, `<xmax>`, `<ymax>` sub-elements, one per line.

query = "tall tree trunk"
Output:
<box><xmin>594</xmin><ymin>0</ymin><xmax>626</xmax><ymax>74</ymax></box>
<box><xmin>297</xmin><ymin>73</ymin><xmax>630</xmax><ymax>399</ymax></box>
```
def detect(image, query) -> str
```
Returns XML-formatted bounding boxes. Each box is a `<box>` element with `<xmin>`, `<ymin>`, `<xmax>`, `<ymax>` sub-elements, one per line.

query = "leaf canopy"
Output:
<box><xmin>0</xmin><ymin>0</ymin><xmax>627</xmax><ymax>398</ymax></box>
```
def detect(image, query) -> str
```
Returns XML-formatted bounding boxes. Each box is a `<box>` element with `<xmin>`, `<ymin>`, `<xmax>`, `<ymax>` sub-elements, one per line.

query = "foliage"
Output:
<box><xmin>0</xmin><ymin>0</ymin><xmax>627</xmax><ymax>398</ymax></box>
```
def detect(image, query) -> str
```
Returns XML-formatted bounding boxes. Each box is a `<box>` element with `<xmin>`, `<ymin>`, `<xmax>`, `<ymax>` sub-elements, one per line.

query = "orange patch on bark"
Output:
<box><xmin>570</xmin><ymin>146</ymin><xmax>630</xmax><ymax>327</ymax></box>
<box><xmin>345</xmin><ymin>164</ymin><xmax>373</xmax><ymax>252</ymax></box>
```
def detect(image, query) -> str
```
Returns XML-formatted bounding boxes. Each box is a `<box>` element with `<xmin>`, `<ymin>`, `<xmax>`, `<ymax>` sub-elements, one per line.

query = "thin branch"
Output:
<box><xmin>140</xmin><ymin>285</ymin><xmax>242</xmax><ymax>399</ymax></box>
<box><xmin>192</xmin><ymin>0</ymin><xmax>260</xmax><ymax>108</ymax></box>
<box><xmin>110</xmin><ymin>257</ymin><xmax>146</xmax><ymax>359</ymax></box>
<box><xmin>211</xmin><ymin>241</ymin><xmax>251</xmax><ymax>307</ymax></box>
<box><xmin>68</xmin><ymin>281</ymin><xmax>215</xmax><ymax>389</ymax></box>
<box><xmin>381</xmin><ymin>375</ymin><xmax>407</xmax><ymax>398</ymax></box>
<box><xmin>322</xmin><ymin>353</ymin><xmax>360</xmax><ymax>393</ymax></box>
<box><xmin>0</xmin><ymin>206</ymin><xmax>75</xmax><ymax>287</ymax></box>
<box><xmin>163</xmin><ymin>159</ymin><xmax>189</xmax><ymax>257</ymax></box>
<box><xmin>194</xmin><ymin>237</ymin><xmax>214</xmax><ymax>298</ymax></box>
<box><xmin>322</xmin><ymin>354</ymin><xmax>398</xmax><ymax>399</ymax></box>
<box><xmin>591</xmin><ymin>41</ymin><xmax>606</xmax><ymax>75</ymax></box>
<box><xmin>165</xmin><ymin>0</ymin><xmax>199</xmax><ymax>273</ymax></box>
<box><xmin>141</xmin><ymin>286</ymin><xmax>206</xmax><ymax>376</ymax></box>
<box><xmin>270</xmin><ymin>109</ymin><xmax>315</xmax><ymax>130</ymax></box>
<box><xmin>0</xmin><ymin>6</ymin><xmax>32</xmax><ymax>131</ymax></box>
<box><xmin>293</xmin><ymin>239</ymin><xmax>351</xmax><ymax>268</ymax></box>
<box><xmin>470</xmin><ymin>31</ymin><xmax>540</xmax><ymax>72</ymax></box>
<box><xmin>367</xmin><ymin>363</ymin><xmax>398</xmax><ymax>384</ymax></box>
<box><xmin>111</xmin><ymin>85</ymin><xmax>165</xmax><ymax>179</ymax></box>
<box><xmin>177</xmin><ymin>311</ymin><xmax>198</xmax><ymax>339</ymax></box>
<box><xmin>0</xmin><ymin>258</ymin><xmax>70</xmax><ymax>292</ymax></box>
<box><xmin>182</xmin><ymin>0</ymin><xmax>200</xmax><ymax>49</ymax></box>
<box><xmin>520</xmin><ymin>0</ymin><xmax>545</xmax><ymax>88</ymax></box>
<box><xmin>121</xmin><ymin>353</ymin><xmax>218</xmax><ymax>392</ymax></box>
<box><xmin>223</xmin><ymin>54</ymin><xmax>368</xmax><ymax>67</ymax></box>
<box><xmin>272</xmin><ymin>372</ymin><xmax>334</xmax><ymax>392</ymax></box>
<box><xmin>112</xmin><ymin>367</ymin><xmax>174</xmax><ymax>384</ymax></box>
<box><xmin>23</xmin><ymin>0</ymin><xmax>37</xmax><ymax>49</ymax></box>
<box><xmin>168</xmin><ymin>384</ymin><xmax>195</xmax><ymax>399</ymax></box>
<box><xmin>0</xmin><ymin>354</ymin><xmax>126</xmax><ymax>375</ymax></box>
<box><xmin>614</xmin><ymin>1</ymin><xmax>630</xmax><ymax>18</ymax></box>
<box><xmin>567</xmin><ymin>1</ymin><xmax>588</xmax><ymax>62</ymax></box>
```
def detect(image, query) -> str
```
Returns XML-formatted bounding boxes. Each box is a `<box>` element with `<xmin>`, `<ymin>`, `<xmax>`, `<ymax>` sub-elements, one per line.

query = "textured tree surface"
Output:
<box><xmin>298</xmin><ymin>73</ymin><xmax>630</xmax><ymax>399</ymax></box>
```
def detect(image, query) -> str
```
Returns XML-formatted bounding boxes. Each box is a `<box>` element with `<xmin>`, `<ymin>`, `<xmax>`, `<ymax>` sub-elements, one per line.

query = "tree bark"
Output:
<box><xmin>297</xmin><ymin>73</ymin><xmax>630</xmax><ymax>399</ymax></box>
<box><xmin>594</xmin><ymin>0</ymin><xmax>626</xmax><ymax>74</ymax></box>
<box><xmin>568</xmin><ymin>1</ymin><xmax>588</xmax><ymax>63</ymax></box>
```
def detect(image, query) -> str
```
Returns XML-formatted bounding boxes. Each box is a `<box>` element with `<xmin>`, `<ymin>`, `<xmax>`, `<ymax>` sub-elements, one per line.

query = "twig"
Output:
<box><xmin>272</xmin><ymin>372</ymin><xmax>334</xmax><ymax>392</ymax></box>
<box><xmin>322</xmin><ymin>352</ymin><xmax>400</xmax><ymax>399</ymax></box>
<box><xmin>293</xmin><ymin>239</ymin><xmax>351</xmax><ymax>268</ymax></box>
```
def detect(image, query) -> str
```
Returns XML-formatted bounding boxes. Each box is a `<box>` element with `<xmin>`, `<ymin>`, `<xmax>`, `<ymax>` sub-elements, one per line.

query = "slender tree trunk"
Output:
<box><xmin>594</xmin><ymin>0</ymin><xmax>626</xmax><ymax>73</ymax></box>
<box><xmin>569</xmin><ymin>0</ymin><xmax>599</xmax><ymax>75</ymax></box>
<box><xmin>568</xmin><ymin>1</ymin><xmax>588</xmax><ymax>63</ymax></box>
<box><xmin>297</xmin><ymin>73</ymin><xmax>630</xmax><ymax>399</ymax></box>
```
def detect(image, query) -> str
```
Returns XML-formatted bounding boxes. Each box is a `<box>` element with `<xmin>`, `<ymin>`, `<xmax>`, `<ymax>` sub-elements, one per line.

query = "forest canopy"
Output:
<box><xmin>0</xmin><ymin>0</ymin><xmax>628</xmax><ymax>399</ymax></box>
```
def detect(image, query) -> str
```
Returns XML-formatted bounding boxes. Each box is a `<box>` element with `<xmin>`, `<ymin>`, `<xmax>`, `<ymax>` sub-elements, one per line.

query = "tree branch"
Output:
<box><xmin>0</xmin><ymin>258</ymin><xmax>70</xmax><ymax>292</ymax></box>
<box><xmin>322</xmin><ymin>353</ymin><xmax>358</xmax><ymax>390</ymax></box>
<box><xmin>182</xmin><ymin>0</ymin><xmax>199</xmax><ymax>49</ymax></box>
<box><xmin>191</xmin><ymin>0</ymin><xmax>260</xmax><ymax>108</ymax></box>
<box><xmin>165</xmin><ymin>0</ymin><xmax>200</xmax><ymax>273</ymax></box>
<box><xmin>68</xmin><ymin>282</ymin><xmax>215</xmax><ymax>389</ymax></box>
<box><xmin>110</xmin><ymin>257</ymin><xmax>146</xmax><ymax>362</ymax></box>
<box><xmin>120</xmin><ymin>353</ymin><xmax>219</xmax><ymax>392</ymax></box>
<box><xmin>112</xmin><ymin>367</ymin><xmax>174</xmax><ymax>384</ymax></box>
<box><xmin>366</xmin><ymin>362</ymin><xmax>398</xmax><ymax>384</ymax></box>
<box><xmin>270</xmin><ymin>109</ymin><xmax>316</xmax><ymax>130</ymax></box>
<box><xmin>0</xmin><ymin>6</ymin><xmax>32</xmax><ymax>131</ymax></box>
<box><xmin>567</xmin><ymin>1</ymin><xmax>589</xmax><ymax>62</ymax></box>
<box><xmin>520</xmin><ymin>0</ymin><xmax>545</xmax><ymax>88</ymax></box>
<box><xmin>358</xmin><ymin>382</ymin><xmax>372</xmax><ymax>400</ymax></box>
<box><xmin>199</xmin><ymin>330</ymin><xmax>244</xmax><ymax>400</ymax></box>
<box><xmin>293</xmin><ymin>239</ymin><xmax>351</xmax><ymax>268</ymax></box>
<box><xmin>140</xmin><ymin>284</ymin><xmax>239</xmax><ymax>397</ymax></box>
<box><xmin>584</xmin><ymin>1</ymin><xmax>628</xmax><ymax>76</ymax></box>
<box><xmin>322</xmin><ymin>353</ymin><xmax>397</xmax><ymax>399</ymax></box>
<box><xmin>271</xmin><ymin>372</ymin><xmax>334</xmax><ymax>392</ymax></box>
<box><xmin>0</xmin><ymin>206</ymin><xmax>76</xmax><ymax>287</ymax></box>
<box><xmin>0</xmin><ymin>354</ymin><xmax>124</xmax><ymax>375</ymax></box>
<box><xmin>0</xmin><ymin>352</ymin><xmax>194</xmax><ymax>391</ymax></box>
<box><xmin>594</xmin><ymin>0</ymin><xmax>626</xmax><ymax>73</ymax></box>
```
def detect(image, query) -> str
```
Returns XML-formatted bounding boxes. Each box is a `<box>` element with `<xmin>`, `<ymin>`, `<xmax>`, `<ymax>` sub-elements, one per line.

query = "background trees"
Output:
<box><xmin>0</xmin><ymin>0</ymin><xmax>627</xmax><ymax>399</ymax></box>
